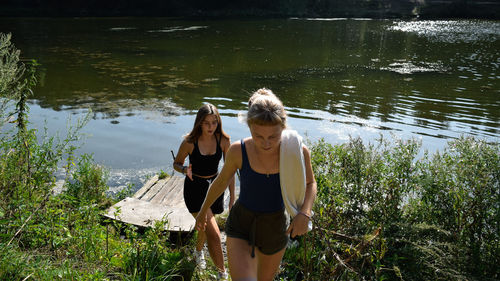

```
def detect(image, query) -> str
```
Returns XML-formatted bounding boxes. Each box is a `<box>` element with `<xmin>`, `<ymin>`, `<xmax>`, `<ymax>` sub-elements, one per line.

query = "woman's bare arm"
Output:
<box><xmin>222</xmin><ymin>137</ymin><xmax>236</xmax><ymax>209</ymax></box>
<box><xmin>173</xmin><ymin>140</ymin><xmax>193</xmax><ymax>179</ymax></box>
<box><xmin>300</xmin><ymin>145</ymin><xmax>317</xmax><ymax>215</ymax></box>
<box><xmin>196</xmin><ymin>142</ymin><xmax>241</xmax><ymax>231</ymax></box>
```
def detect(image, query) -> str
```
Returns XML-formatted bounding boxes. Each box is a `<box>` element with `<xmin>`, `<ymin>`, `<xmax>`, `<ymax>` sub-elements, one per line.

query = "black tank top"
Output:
<box><xmin>188</xmin><ymin>135</ymin><xmax>223</xmax><ymax>177</ymax></box>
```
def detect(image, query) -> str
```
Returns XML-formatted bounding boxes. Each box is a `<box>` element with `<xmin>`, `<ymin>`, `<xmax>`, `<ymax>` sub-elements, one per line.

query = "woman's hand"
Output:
<box><xmin>286</xmin><ymin>212</ymin><xmax>310</xmax><ymax>238</ymax></box>
<box><xmin>195</xmin><ymin>210</ymin><xmax>207</xmax><ymax>232</ymax></box>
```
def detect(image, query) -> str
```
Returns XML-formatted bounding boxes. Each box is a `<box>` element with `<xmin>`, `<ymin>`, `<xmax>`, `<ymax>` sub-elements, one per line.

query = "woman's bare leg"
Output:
<box><xmin>227</xmin><ymin>237</ymin><xmax>257</xmax><ymax>280</ymax></box>
<box><xmin>227</xmin><ymin>236</ymin><xmax>285</xmax><ymax>281</ymax></box>
<box><xmin>203</xmin><ymin>209</ymin><xmax>226</xmax><ymax>272</ymax></box>
<box><xmin>256</xmin><ymin>247</ymin><xmax>286</xmax><ymax>281</ymax></box>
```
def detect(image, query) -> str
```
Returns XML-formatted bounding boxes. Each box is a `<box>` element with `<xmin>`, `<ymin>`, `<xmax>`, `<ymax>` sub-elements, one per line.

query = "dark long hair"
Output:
<box><xmin>185</xmin><ymin>103</ymin><xmax>229</xmax><ymax>143</ymax></box>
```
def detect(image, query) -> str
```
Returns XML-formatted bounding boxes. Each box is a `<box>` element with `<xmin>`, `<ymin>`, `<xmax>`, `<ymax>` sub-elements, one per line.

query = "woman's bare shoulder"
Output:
<box><xmin>179</xmin><ymin>138</ymin><xmax>194</xmax><ymax>152</ymax></box>
<box><xmin>222</xmin><ymin>140</ymin><xmax>243</xmax><ymax>169</ymax></box>
<box><xmin>240</xmin><ymin>137</ymin><xmax>252</xmax><ymax>145</ymax></box>
<box><xmin>228</xmin><ymin>140</ymin><xmax>242</xmax><ymax>152</ymax></box>
<box><xmin>220</xmin><ymin>134</ymin><xmax>231</xmax><ymax>147</ymax></box>
<box><xmin>181</xmin><ymin>138</ymin><xmax>194</xmax><ymax>146</ymax></box>
<box><xmin>228</xmin><ymin>140</ymin><xmax>244</xmax><ymax>158</ymax></box>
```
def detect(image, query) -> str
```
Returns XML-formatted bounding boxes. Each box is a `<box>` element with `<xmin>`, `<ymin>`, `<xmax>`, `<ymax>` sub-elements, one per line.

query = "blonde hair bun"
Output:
<box><xmin>249</xmin><ymin>88</ymin><xmax>277</xmax><ymax>106</ymax></box>
<box><xmin>247</xmin><ymin>88</ymin><xmax>287</xmax><ymax>127</ymax></box>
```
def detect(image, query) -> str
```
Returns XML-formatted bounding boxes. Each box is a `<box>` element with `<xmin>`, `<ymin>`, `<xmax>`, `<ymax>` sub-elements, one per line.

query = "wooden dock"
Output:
<box><xmin>104</xmin><ymin>175</ymin><xmax>196</xmax><ymax>232</ymax></box>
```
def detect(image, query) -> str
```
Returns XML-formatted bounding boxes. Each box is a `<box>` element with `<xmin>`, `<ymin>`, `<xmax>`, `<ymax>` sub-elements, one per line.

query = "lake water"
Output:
<box><xmin>1</xmin><ymin>18</ymin><xmax>499</xmax><ymax>191</ymax></box>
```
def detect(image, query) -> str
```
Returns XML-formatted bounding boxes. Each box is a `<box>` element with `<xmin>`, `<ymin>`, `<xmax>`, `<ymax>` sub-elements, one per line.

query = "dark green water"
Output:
<box><xmin>1</xmin><ymin>18</ymin><xmax>499</xmax><ymax>190</ymax></box>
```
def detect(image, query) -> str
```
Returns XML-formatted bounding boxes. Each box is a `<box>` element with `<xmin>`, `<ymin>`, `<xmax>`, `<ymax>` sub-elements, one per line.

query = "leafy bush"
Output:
<box><xmin>65</xmin><ymin>153</ymin><xmax>110</xmax><ymax>207</ymax></box>
<box><xmin>415</xmin><ymin>136</ymin><xmax>499</xmax><ymax>278</ymax></box>
<box><xmin>0</xmin><ymin>33</ymin><xmax>25</xmax><ymax>126</ymax></box>
<box><xmin>281</xmin><ymin>136</ymin><xmax>499</xmax><ymax>280</ymax></box>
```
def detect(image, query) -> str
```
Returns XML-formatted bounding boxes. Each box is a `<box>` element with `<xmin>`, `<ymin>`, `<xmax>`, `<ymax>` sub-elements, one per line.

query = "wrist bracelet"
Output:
<box><xmin>298</xmin><ymin>211</ymin><xmax>312</xmax><ymax>220</ymax></box>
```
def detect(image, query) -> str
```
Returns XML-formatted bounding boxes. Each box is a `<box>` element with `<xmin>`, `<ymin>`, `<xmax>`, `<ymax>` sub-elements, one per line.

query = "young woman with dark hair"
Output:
<box><xmin>173</xmin><ymin>103</ymin><xmax>235</xmax><ymax>280</ymax></box>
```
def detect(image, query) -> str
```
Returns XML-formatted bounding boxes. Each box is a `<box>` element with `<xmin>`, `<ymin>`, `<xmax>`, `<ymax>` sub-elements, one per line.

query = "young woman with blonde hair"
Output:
<box><xmin>195</xmin><ymin>89</ymin><xmax>317</xmax><ymax>281</ymax></box>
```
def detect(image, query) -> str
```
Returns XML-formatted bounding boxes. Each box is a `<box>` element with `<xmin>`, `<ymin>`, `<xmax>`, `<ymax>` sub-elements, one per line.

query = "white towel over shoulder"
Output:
<box><xmin>280</xmin><ymin>129</ymin><xmax>313</xmax><ymax>231</ymax></box>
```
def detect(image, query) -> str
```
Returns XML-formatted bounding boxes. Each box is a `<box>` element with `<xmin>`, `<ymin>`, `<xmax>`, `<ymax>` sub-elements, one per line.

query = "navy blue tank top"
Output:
<box><xmin>238</xmin><ymin>140</ymin><xmax>284</xmax><ymax>213</ymax></box>
<box><xmin>188</xmin><ymin>135</ymin><xmax>222</xmax><ymax>177</ymax></box>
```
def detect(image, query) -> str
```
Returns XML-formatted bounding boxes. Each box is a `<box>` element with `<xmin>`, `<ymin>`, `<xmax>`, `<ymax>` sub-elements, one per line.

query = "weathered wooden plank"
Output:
<box><xmin>174</xmin><ymin>177</ymin><xmax>191</xmax><ymax>206</ymax></box>
<box><xmin>150</xmin><ymin>176</ymin><xmax>183</xmax><ymax>204</ymax></box>
<box><xmin>133</xmin><ymin>175</ymin><xmax>159</xmax><ymax>199</ymax></box>
<box><xmin>103</xmin><ymin>197</ymin><xmax>195</xmax><ymax>231</ymax></box>
<box><xmin>172</xmin><ymin>188</ymin><xmax>187</xmax><ymax>209</ymax></box>
<box><xmin>168</xmin><ymin>177</ymin><xmax>185</xmax><ymax>203</ymax></box>
<box><xmin>149</xmin><ymin>181</ymin><xmax>171</xmax><ymax>204</ymax></box>
<box><xmin>161</xmin><ymin>176</ymin><xmax>185</xmax><ymax>205</ymax></box>
<box><xmin>141</xmin><ymin>178</ymin><xmax>169</xmax><ymax>202</ymax></box>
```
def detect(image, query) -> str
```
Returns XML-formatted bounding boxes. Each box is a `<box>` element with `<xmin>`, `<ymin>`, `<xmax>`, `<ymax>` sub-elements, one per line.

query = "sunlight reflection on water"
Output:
<box><xmin>388</xmin><ymin>20</ymin><xmax>500</xmax><ymax>43</ymax></box>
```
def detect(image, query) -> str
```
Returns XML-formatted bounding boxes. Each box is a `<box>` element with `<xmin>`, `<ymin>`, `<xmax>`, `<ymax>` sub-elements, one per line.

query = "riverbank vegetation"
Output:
<box><xmin>282</xmin><ymin>136</ymin><xmax>499</xmax><ymax>280</ymax></box>
<box><xmin>1</xmin><ymin>33</ymin><xmax>499</xmax><ymax>280</ymax></box>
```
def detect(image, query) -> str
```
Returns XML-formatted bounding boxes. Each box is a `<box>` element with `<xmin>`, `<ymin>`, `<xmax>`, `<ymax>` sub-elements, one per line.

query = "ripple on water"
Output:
<box><xmin>293</xmin><ymin>17</ymin><xmax>348</xmax><ymax>21</ymax></box>
<box><xmin>388</xmin><ymin>20</ymin><xmax>500</xmax><ymax>43</ymax></box>
<box><xmin>109</xmin><ymin>27</ymin><xmax>137</xmax><ymax>31</ymax></box>
<box><xmin>380</xmin><ymin>61</ymin><xmax>448</xmax><ymax>75</ymax></box>
<box><xmin>147</xmin><ymin>26</ymin><xmax>208</xmax><ymax>33</ymax></box>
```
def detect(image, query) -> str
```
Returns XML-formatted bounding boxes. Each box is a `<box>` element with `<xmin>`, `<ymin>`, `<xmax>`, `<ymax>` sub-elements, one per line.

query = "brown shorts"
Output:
<box><xmin>225</xmin><ymin>200</ymin><xmax>288</xmax><ymax>257</ymax></box>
